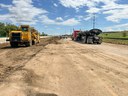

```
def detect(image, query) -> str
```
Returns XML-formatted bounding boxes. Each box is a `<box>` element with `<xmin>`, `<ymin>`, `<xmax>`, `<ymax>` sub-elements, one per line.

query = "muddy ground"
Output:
<box><xmin>0</xmin><ymin>37</ymin><xmax>128</xmax><ymax>96</ymax></box>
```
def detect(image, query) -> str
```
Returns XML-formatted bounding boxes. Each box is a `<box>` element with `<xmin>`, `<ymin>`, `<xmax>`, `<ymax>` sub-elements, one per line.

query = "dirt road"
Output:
<box><xmin>0</xmin><ymin>38</ymin><xmax>128</xmax><ymax>96</ymax></box>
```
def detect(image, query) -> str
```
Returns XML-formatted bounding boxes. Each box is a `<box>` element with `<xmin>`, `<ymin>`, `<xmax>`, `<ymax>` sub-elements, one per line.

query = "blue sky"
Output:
<box><xmin>0</xmin><ymin>0</ymin><xmax>128</xmax><ymax>35</ymax></box>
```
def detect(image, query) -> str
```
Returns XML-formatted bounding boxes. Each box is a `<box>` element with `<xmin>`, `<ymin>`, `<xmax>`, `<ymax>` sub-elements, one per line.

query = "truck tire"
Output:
<box><xmin>82</xmin><ymin>36</ymin><xmax>86</xmax><ymax>43</ymax></box>
<box><xmin>25</xmin><ymin>41</ymin><xmax>32</xmax><ymax>47</ymax></box>
<box><xmin>87</xmin><ymin>36</ymin><xmax>93</xmax><ymax>44</ymax></box>
<box><xmin>10</xmin><ymin>42</ymin><xmax>18</xmax><ymax>47</ymax></box>
<box><xmin>97</xmin><ymin>38</ymin><xmax>102</xmax><ymax>44</ymax></box>
<box><xmin>32</xmin><ymin>40</ymin><xmax>35</xmax><ymax>45</ymax></box>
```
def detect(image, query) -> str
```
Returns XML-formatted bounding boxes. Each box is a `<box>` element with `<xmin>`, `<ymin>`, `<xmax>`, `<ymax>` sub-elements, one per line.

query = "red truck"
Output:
<box><xmin>72</xmin><ymin>29</ymin><xmax>102</xmax><ymax>44</ymax></box>
<box><xmin>71</xmin><ymin>30</ymin><xmax>80</xmax><ymax>41</ymax></box>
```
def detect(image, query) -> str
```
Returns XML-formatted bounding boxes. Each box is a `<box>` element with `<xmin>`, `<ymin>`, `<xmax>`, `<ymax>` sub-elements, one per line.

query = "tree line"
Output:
<box><xmin>0</xmin><ymin>22</ymin><xmax>18</xmax><ymax>37</ymax></box>
<box><xmin>0</xmin><ymin>22</ymin><xmax>48</xmax><ymax>37</ymax></box>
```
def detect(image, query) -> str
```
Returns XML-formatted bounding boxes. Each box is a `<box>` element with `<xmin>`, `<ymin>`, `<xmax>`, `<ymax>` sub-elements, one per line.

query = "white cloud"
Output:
<box><xmin>103</xmin><ymin>4</ymin><xmax>128</xmax><ymax>22</ymax></box>
<box><xmin>59</xmin><ymin>0</ymin><xmax>128</xmax><ymax>23</ymax></box>
<box><xmin>76</xmin><ymin>16</ymin><xmax>84</xmax><ymax>20</ymax></box>
<box><xmin>53</xmin><ymin>3</ymin><xmax>58</xmax><ymax>7</ymax></box>
<box><xmin>0</xmin><ymin>0</ymin><xmax>79</xmax><ymax>26</ymax></box>
<box><xmin>107</xmin><ymin>23</ymin><xmax>128</xmax><ymax>29</ymax></box>
<box><xmin>56</xmin><ymin>17</ymin><xmax>63</xmax><ymax>21</ymax></box>
<box><xmin>59</xmin><ymin>0</ymin><xmax>95</xmax><ymax>9</ymax></box>
<box><xmin>64</xmin><ymin>15</ymin><xmax>69</xmax><ymax>18</ymax></box>
<box><xmin>0</xmin><ymin>0</ymin><xmax>48</xmax><ymax>24</ymax></box>
<box><xmin>62</xmin><ymin>18</ymin><xmax>80</xmax><ymax>26</ymax></box>
<box><xmin>76</xmin><ymin>14</ymin><xmax>95</xmax><ymax>21</ymax></box>
<box><xmin>0</xmin><ymin>4</ymin><xmax>12</xmax><ymax>8</ymax></box>
<box><xmin>59</xmin><ymin>0</ymin><xmax>116</xmax><ymax>9</ymax></box>
<box><xmin>84</xmin><ymin>14</ymin><xmax>92</xmax><ymax>21</ymax></box>
<box><xmin>86</xmin><ymin>7</ymin><xmax>100</xmax><ymax>13</ymax></box>
<box><xmin>40</xmin><ymin>15</ymin><xmax>80</xmax><ymax>26</ymax></box>
<box><xmin>40</xmin><ymin>15</ymin><xmax>56</xmax><ymax>25</ymax></box>
<box><xmin>103</xmin><ymin>23</ymin><xmax>128</xmax><ymax>31</ymax></box>
<box><xmin>0</xmin><ymin>14</ymin><xmax>10</xmax><ymax>21</ymax></box>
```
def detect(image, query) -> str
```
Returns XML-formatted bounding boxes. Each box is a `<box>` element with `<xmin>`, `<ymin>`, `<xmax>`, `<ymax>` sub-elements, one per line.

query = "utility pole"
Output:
<box><xmin>93</xmin><ymin>13</ymin><xmax>96</xmax><ymax>29</ymax></box>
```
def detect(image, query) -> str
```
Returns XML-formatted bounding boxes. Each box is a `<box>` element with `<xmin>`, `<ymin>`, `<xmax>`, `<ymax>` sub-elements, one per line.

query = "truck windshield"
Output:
<box><xmin>21</xmin><ymin>27</ymin><xmax>28</xmax><ymax>32</ymax></box>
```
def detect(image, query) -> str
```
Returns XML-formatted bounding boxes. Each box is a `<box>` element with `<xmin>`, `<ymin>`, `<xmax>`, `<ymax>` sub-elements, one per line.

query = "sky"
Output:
<box><xmin>0</xmin><ymin>0</ymin><xmax>128</xmax><ymax>35</ymax></box>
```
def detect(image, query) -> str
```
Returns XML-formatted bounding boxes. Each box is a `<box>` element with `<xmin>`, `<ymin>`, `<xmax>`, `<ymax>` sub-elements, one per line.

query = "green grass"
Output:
<box><xmin>100</xmin><ymin>31</ymin><xmax>128</xmax><ymax>39</ymax></box>
<box><xmin>100</xmin><ymin>31</ymin><xmax>128</xmax><ymax>45</ymax></box>
<box><xmin>102</xmin><ymin>39</ymin><xmax>128</xmax><ymax>45</ymax></box>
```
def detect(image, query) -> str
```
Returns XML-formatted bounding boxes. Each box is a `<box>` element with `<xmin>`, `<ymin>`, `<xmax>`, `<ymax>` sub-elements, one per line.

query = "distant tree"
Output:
<box><xmin>41</xmin><ymin>32</ymin><xmax>48</xmax><ymax>36</ymax></box>
<box><xmin>5</xmin><ymin>23</ymin><xmax>18</xmax><ymax>36</ymax></box>
<box><xmin>0</xmin><ymin>22</ymin><xmax>18</xmax><ymax>37</ymax></box>
<box><xmin>0</xmin><ymin>22</ymin><xmax>6</xmax><ymax>37</ymax></box>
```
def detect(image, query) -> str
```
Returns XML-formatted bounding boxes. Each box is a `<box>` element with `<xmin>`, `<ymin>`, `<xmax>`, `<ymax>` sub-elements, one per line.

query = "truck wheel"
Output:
<box><xmin>82</xmin><ymin>36</ymin><xmax>86</xmax><ymax>44</ymax></box>
<box><xmin>97</xmin><ymin>40</ymin><xmax>102</xmax><ymax>44</ymax></box>
<box><xmin>25</xmin><ymin>41</ymin><xmax>32</xmax><ymax>47</ymax></box>
<box><xmin>97</xmin><ymin>37</ymin><xmax>102</xmax><ymax>44</ymax></box>
<box><xmin>10</xmin><ymin>42</ymin><xmax>18</xmax><ymax>47</ymax></box>
<box><xmin>87</xmin><ymin>37</ymin><xmax>93</xmax><ymax>44</ymax></box>
<box><xmin>32</xmin><ymin>40</ymin><xmax>35</xmax><ymax>45</ymax></box>
<box><xmin>10</xmin><ymin>43</ymin><xmax>15</xmax><ymax>47</ymax></box>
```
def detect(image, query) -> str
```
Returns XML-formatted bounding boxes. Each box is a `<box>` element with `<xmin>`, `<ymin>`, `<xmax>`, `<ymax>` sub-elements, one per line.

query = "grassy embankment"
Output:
<box><xmin>99</xmin><ymin>31</ymin><xmax>128</xmax><ymax>45</ymax></box>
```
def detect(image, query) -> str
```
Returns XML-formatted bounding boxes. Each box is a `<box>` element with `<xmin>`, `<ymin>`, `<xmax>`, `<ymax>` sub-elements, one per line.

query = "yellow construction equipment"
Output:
<box><xmin>7</xmin><ymin>25</ymin><xmax>40</xmax><ymax>47</ymax></box>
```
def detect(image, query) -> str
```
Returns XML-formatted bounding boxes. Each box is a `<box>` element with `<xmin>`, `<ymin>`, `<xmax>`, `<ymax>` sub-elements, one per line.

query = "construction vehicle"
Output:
<box><xmin>7</xmin><ymin>25</ymin><xmax>40</xmax><ymax>47</ymax></box>
<box><xmin>71</xmin><ymin>30</ymin><xmax>80</xmax><ymax>41</ymax></box>
<box><xmin>72</xmin><ymin>29</ymin><xmax>102</xmax><ymax>44</ymax></box>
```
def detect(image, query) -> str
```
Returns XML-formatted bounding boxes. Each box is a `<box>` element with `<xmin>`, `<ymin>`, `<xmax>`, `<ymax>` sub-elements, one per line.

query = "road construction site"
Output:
<box><xmin>0</xmin><ymin>37</ymin><xmax>128</xmax><ymax>96</ymax></box>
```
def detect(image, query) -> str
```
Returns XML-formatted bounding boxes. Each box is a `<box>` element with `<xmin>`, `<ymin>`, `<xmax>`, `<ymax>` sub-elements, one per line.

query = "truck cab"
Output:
<box><xmin>72</xmin><ymin>30</ymin><xmax>80</xmax><ymax>41</ymax></box>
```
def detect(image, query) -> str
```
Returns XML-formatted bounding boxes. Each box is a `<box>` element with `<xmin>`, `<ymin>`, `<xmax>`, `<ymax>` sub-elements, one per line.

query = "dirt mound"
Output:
<box><xmin>38</xmin><ymin>37</ymin><xmax>61</xmax><ymax>46</ymax></box>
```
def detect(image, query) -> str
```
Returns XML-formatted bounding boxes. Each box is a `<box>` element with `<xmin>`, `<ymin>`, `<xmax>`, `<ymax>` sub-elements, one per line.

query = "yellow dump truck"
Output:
<box><xmin>7</xmin><ymin>25</ymin><xmax>40</xmax><ymax>47</ymax></box>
